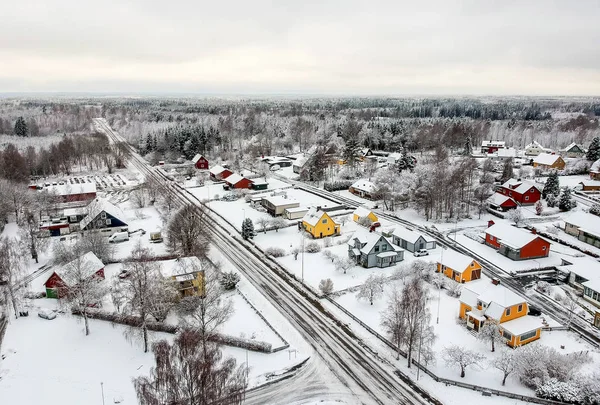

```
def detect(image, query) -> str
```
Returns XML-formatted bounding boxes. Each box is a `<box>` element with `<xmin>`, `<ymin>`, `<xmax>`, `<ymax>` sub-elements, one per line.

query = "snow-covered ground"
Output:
<box><xmin>185</xmin><ymin>176</ymin><xmax>291</xmax><ymax>202</ymax></box>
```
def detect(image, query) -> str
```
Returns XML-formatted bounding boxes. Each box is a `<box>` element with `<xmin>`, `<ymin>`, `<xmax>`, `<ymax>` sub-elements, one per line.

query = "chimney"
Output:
<box><xmin>531</xmin><ymin>228</ymin><xmax>537</xmax><ymax>235</ymax></box>
<box><xmin>492</xmin><ymin>278</ymin><xmax>500</xmax><ymax>285</ymax></box>
<box><xmin>487</xmin><ymin>220</ymin><xmax>495</xmax><ymax>228</ymax></box>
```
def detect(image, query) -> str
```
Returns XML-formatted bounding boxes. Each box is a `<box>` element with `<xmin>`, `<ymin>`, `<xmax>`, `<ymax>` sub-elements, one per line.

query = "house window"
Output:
<box><xmin>470</xmin><ymin>262</ymin><xmax>474</xmax><ymax>267</ymax></box>
<box><xmin>520</xmin><ymin>330</ymin><xmax>537</xmax><ymax>342</ymax></box>
<box><xmin>374</xmin><ymin>246</ymin><xmax>380</xmax><ymax>253</ymax></box>
<box><xmin>505</xmin><ymin>308</ymin><xmax>511</xmax><ymax>317</ymax></box>
<box><xmin>382</xmin><ymin>244</ymin><xmax>387</xmax><ymax>251</ymax></box>
<box><xmin>530</xmin><ymin>189</ymin><xmax>535</xmax><ymax>193</ymax></box>
<box><xmin>322</xmin><ymin>219</ymin><xmax>328</xmax><ymax>224</ymax></box>
<box><xmin>542</xmin><ymin>246</ymin><xmax>547</xmax><ymax>251</ymax></box>
<box><xmin>490</xmin><ymin>236</ymin><xmax>494</xmax><ymax>241</ymax></box>
<box><xmin>101</xmin><ymin>212</ymin><xmax>107</xmax><ymax>219</ymax></box>
<box><xmin>503</xmin><ymin>330</ymin><xmax>513</xmax><ymax>341</ymax></box>
<box><xmin>518</xmin><ymin>304</ymin><xmax>523</xmax><ymax>312</ymax></box>
<box><xmin>525</xmin><ymin>196</ymin><xmax>529</xmax><ymax>201</ymax></box>
<box><xmin>106</xmin><ymin>219</ymin><xmax>111</xmax><ymax>225</ymax></box>
<box><xmin>509</xmin><ymin>192</ymin><xmax>512</xmax><ymax>196</ymax></box>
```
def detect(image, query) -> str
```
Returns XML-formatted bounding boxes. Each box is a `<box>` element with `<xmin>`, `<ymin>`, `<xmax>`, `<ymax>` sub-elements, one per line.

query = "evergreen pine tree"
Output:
<box><xmin>558</xmin><ymin>187</ymin><xmax>576</xmax><ymax>212</ymax></box>
<box><xmin>542</xmin><ymin>171</ymin><xmax>560</xmax><ymax>199</ymax></box>
<box><xmin>146</xmin><ymin>133</ymin><xmax>154</xmax><ymax>153</ymax></box>
<box><xmin>463</xmin><ymin>136</ymin><xmax>473</xmax><ymax>156</ymax></box>
<box><xmin>587</xmin><ymin>137</ymin><xmax>600</xmax><ymax>161</ymax></box>
<box><xmin>153</xmin><ymin>134</ymin><xmax>158</xmax><ymax>152</ymax></box>
<box><xmin>590</xmin><ymin>203</ymin><xmax>600</xmax><ymax>216</ymax></box>
<box><xmin>14</xmin><ymin>116</ymin><xmax>28</xmax><ymax>137</ymax></box>
<box><xmin>241</xmin><ymin>218</ymin><xmax>255</xmax><ymax>240</ymax></box>
<box><xmin>342</xmin><ymin>137</ymin><xmax>361</xmax><ymax>168</ymax></box>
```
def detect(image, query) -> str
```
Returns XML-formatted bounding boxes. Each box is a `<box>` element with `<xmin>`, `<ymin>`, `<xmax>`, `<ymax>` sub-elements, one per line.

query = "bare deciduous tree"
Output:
<box><xmin>269</xmin><ymin>217</ymin><xmax>287</xmax><ymax>232</ymax></box>
<box><xmin>0</xmin><ymin>237</ymin><xmax>26</xmax><ymax>318</ymax></box>
<box><xmin>131</xmin><ymin>187</ymin><xmax>148</xmax><ymax>208</ymax></box>
<box><xmin>442</xmin><ymin>344</ymin><xmax>485</xmax><ymax>378</ymax></box>
<box><xmin>357</xmin><ymin>273</ymin><xmax>386</xmax><ymax>305</ymax></box>
<box><xmin>334</xmin><ymin>255</ymin><xmax>355</xmax><ymax>275</ymax></box>
<box><xmin>133</xmin><ymin>329</ymin><xmax>247</xmax><ymax>405</ymax></box>
<box><xmin>167</xmin><ymin>204</ymin><xmax>211</xmax><ymax>258</ymax></box>
<box><xmin>493</xmin><ymin>347</ymin><xmax>518</xmax><ymax>386</ymax></box>
<box><xmin>380</xmin><ymin>277</ymin><xmax>435</xmax><ymax>367</ymax></box>
<box><xmin>477</xmin><ymin>318</ymin><xmax>502</xmax><ymax>352</ymax></box>
<box><xmin>121</xmin><ymin>243</ymin><xmax>178</xmax><ymax>352</ymax></box>
<box><xmin>255</xmin><ymin>216</ymin><xmax>270</xmax><ymax>234</ymax></box>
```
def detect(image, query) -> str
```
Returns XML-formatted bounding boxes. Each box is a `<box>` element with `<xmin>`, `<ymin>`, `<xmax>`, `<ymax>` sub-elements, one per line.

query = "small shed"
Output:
<box><xmin>284</xmin><ymin>206</ymin><xmax>309</xmax><ymax>220</ymax></box>
<box><xmin>262</xmin><ymin>196</ymin><xmax>299</xmax><ymax>216</ymax></box>
<box><xmin>192</xmin><ymin>154</ymin><xmax>209</xmax><ymax>170</ymax></box>
<box><xmin>44</xmin><ymin>252</ymin><xmax>105</xmax><ymax>298</ymax></box>
<box><xmin>580</xmin><ymin>181</ymin><xmax>600</xmax><ymax>192</ymax></box>
<box><xmin>223</xmin><ymin>174</ymin><xmax>253</xmax><ymax>189</ymax></box>
<box><xmin>251</xmin><ymin>180</ymin><xmax>269</xmax><ymax>191</ymax></box>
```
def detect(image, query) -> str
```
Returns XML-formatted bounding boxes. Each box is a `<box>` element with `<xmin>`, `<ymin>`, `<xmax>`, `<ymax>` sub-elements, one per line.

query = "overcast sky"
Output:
<box><xmin>1</xmin><ymin>0</ymin><xmax>599</xmax><ymax>96</ymax></box>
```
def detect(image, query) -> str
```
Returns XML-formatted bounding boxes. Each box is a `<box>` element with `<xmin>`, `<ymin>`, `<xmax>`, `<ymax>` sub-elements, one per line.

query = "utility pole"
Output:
<box><xmin>100</xmin><ymin>382</ymin><xmax>105</xmax><ymax>405</ymax></box>
<box><xmin>437</xmin><ymin>245</ymin><xmax>444</xmax><ymax>325</ymax></box>
<box><xmin>301</xmin><ymin>233</ymin><xmax>305</xmax><ymax>283</ymax></box>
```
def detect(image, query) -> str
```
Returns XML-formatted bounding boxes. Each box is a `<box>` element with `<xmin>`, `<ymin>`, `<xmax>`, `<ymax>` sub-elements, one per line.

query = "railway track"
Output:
<box><xmin>94</xmin><ymin>118</ymin><xmax>441</xmax><ymax>405</ymax></box>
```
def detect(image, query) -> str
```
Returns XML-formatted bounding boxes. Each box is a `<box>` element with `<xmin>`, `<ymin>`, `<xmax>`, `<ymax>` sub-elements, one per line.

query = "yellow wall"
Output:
<box><xmin>352</xmin><ymin>211</ymin><xmax>378</xmax><ymax>223</ymax></box>
<box><xmin>303</xmin><ymin>212</ymin><xmax>340</xmax><ymax>238</ymax></box>
<box><xmin>499</xmin><ymin>302</ymin><xmax>529</xmax><ymax>323</ymax></box>
<box><xmin>172</xmin><ymin>272</ymin><xmax>205</xmax><ymax>297</ymax></box>
<box><xmin>505</xmin><ymin>328</ymin><xmax>541</xmax><ymax>347</ymax></box>
<box><xmin>437</xmin><ymin>260</ymin><xmax>481</xmax><ymax>283</ymax></box>
<box><xmin>459</xmin><ymin>302</ymin><xmax>471</xmax><ymax>319</ymax></box>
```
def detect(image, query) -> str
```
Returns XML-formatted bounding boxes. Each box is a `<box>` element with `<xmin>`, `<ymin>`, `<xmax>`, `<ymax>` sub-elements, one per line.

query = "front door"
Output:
<box><xmin>320</xmin><ymin>232</ymin><xmax>323</xmax><ymax>238</ymax></box>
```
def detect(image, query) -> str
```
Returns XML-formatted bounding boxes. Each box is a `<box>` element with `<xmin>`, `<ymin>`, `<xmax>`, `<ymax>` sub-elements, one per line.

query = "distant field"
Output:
<box><xmin>0</xmin><ymin>134</ymin><xmax>65</xmax><ymax>151</ymax></box>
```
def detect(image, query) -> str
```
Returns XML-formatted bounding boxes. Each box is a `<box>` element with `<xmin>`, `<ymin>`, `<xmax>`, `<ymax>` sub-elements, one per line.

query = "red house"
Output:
<box><xmin>496</xmin><ymin>179</ymin><xmax>541</xmax><ymax>206</ymax></box>
<box><xmin>209</xmin><ymin>165</ymin><xmax>233</xmax><ymax>181</ymax></box>
<box><xmin>223</xmin><ymin>173</ymin><xmax>253</xmax><ymax>189</ymax></box>
<box><xmin>44</xmin><ymin>252</ymin><xmax>105</xmax><ymax>298</ymax></box>
<box><xmin>484</xmin><ymin>221</ymin><xmax>550</xmax><ymax>261</ymax></box>
<box><xmin>192</xmin><ymin>154</ymin><xmax>209</xmax><ymax>170</ymax></box>
<box><xmin>487</xmin><ymin>194</ymin><xmax>518</xmax><ymax>211</ymax></box>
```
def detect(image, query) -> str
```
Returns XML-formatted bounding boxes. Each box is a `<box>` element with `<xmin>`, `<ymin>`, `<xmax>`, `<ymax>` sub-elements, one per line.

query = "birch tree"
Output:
<box><xmin>477</xmin><ymin>319</ymin><xmax>502</xmax><ymax>352</ymax></box>
<box><xmin>493</xmin><ymin>347</ymin><xmax>518</xmax><ymax>386</ymax></box>
<box><xmin>0</xmin><ymin>237</ymin><xmax>26</xmax><ymax>318</ymax></box>
<box><xmin>442</xmin><ymin>345</ymin><xmax>485</xmax><ymax>378</ymax></box>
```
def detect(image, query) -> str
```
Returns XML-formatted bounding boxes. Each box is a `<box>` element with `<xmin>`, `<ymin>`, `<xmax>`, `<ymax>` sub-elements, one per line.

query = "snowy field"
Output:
<box><xmin>185</xmin><ymin>176</ymin><xmax>290</xmax><ymax>202</ymax></box>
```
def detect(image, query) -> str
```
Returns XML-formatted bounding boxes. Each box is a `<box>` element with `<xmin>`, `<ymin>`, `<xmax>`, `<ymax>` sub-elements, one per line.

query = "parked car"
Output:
<box><xmin>270</xmin><ymin>164</ymin><xmax>281</xmax><ymax>171</ymax></box>
<box><xmin>369</xmin><ymin>222</ymin><xmax>381</xmax><ymax>232</ymax></box>
<box><xmin>108</xmin><ymin>231</ymin><xmax>129</xmax><ymax>243</ymax></box>
<box><xmin>414</xmin><ymin>249</ymin><xmax>429</xmax><ymax>257</ymax></box>
<box><xmin>118</xmin><ymin>270</ymin><xmax>130</xmax><ymax>279</ymax></box>
<box><xmin>38</xmin><ymin>309</ymin><xmax>57</xmax><ymax>320</ymax></box>
<box><xmin>149</xmin><ymin>231</ymin><xmax>163</xmax><ymax>243</ymax></box>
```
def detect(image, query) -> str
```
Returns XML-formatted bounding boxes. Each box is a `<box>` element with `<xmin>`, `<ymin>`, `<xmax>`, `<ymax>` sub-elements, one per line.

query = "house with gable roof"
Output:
<box><xmin>352</xmin><ymin>206</ymin><xmax>378</xmax><ymax>224</ymax></box>
<box><xmin>209</xmin><ymin>165</ymin><xmax>233</xmax><ymax>181</ymax></box>
<box><xmin>79</xmin><ymin>198</ymin><xmax>128</xmax><ymax>233</ymax></box>
<box><xmin>459</xmin><ymin>278</ymin><xmax>543</xmax><ymax>347</ymax></box>
<box><xmin>192</xmin><ymin>154</ymin><xmax>209</xmax><ymax>170</ymax></box>
<box><xmin>533</xmin><ymin>153</ymin><xmax>565</xmax><ymax>171</ymax></box>
<box><xmin>436</xmin><ymin>250</ymin><xmax>482</xmax><ymax>283</ymax></box>
<box><xmin>481</xmin><ymin>140</ymin><xmax>505</xmax><ymax>154</ymax></box>
<box><xmin>496</xmin><ymin>178</ymin><xmax>541</xmax><ymax>205</ymax></box>
<box><xmin>484</xmin><ymin>221</ymin><xmax>550</xmax><ymax>260</ymax></box>
<box><xmin>347</xmin><ymin>230</ymin><xmax>403</xmax><ymax>268</ymax></box>
<box><xmin>559</xmin><ymin>143</ymin><xmax>585</xmax><ymax>158</ymax></box>
<box><xmin>43</xmin><ymin>251</ymin><xmax>105</xmax><ymax>298</ymax></box>
<box><xmin>159</xmin><ymin>256</ymin><xmax>205</xmax><ymax>297</ymax></box>
<box><xmin>524</xmin><ymin>141</ymin><xmax>550</xmax><ymax>156</ymax></box>
<box><xmin>301</xmin><ymin>208</ymin><xmax>339</xmax><ymax>238</ymax></box>
<box><xmin>349</xmin><ymin>180</ymin><xmax>376</xmax><ymax>200</ymax></box>
<box><xmin>223</xmin><ymin>173</ymin><xmax>253</xmax><ymax>189</ymax></box>
<box><xmin>486</xmin><ymin>193</ymin><xmax>518</xmax><ymax>212</ymax></box>
<box><xmin>564</xmin><ymin>211</ymin><xmax>600</xmax><ymax>249</ymax></box>
<box><xmin>391</xmin><ymin>226</ymin><xmax>436</xmax><ymax>252</ymax></box>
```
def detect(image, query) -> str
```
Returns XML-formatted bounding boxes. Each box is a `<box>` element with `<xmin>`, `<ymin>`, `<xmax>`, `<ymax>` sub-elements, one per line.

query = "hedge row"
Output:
<box><xmin>324</xmin><ymin>180</ymin><xmax>354</xmax><ymax>192</ymax></box>
<box><xmin>72</xmin><ymin>309</ymin><xmax>272</xmax><ymax>353</ymax></box>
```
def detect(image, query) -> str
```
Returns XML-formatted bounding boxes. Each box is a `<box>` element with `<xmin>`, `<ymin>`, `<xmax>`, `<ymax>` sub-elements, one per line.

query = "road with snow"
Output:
<box><xmin>94</xmin><ymin>118</ymin><xmax>441</xmax><ymax>405</ymax></box>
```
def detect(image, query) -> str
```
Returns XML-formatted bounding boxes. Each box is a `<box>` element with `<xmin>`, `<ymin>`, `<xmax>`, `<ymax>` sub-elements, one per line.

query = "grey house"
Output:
<box><xmin>347</xmin><ymin>231</ymin><xmax>404</xmax><ymax>268</ymax></box>
<box><xmin>391</xmin><ymin>227</ymin><xmax>436</xmax><ymax>252</ymax></box>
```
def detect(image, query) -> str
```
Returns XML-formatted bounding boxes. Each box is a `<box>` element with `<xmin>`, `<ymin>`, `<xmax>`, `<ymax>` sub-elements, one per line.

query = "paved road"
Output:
<box><xmin>94</xmin><ymin>118</ymin><xmax>441</xmax><ymax>405</ymax></box>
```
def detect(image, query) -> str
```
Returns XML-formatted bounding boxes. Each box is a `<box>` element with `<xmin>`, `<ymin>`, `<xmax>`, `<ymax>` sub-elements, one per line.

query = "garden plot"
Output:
<box><xmin>329</xmin><ymin>273</ymin><xmax>598</xmax><ymax>398</ymax></box>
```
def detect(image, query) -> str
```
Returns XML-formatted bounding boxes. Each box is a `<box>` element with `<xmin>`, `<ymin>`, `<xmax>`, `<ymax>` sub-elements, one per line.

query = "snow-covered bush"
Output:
<box><xmin>304</xmin><ymin>241</ymin><xmax>322</xmax><ymax>253</ymax></box>
<box><xmin>264</xmin><ymin>247</ymin><xmax>286</xmax><ymax>257</ymax></box>
<box><xmin>323</xmin><ymin>179</ymin><xmax>354</xmax><ymax>191</ymax></box>
<box><xmin>322</xmin><ymin>249</ymin><xmax>335</xmax><ymax>262</ymax></box>
<box><xmin>357</xmin><ymin>216</ymin><xmax>373</xmax><ymax>227</ymax></box>
<box><xmin>536</xmin><ymin>379</ymin><xmax>583</xmax><ymax>403</ymax></box>
<box><xmin>220</xmin><ymin>271</ymin><xmax>241</xmax><ymax>290</ymax></box>
<box><xmin>446</xmin><ymin>282</ymin><xmax>462</xmax><ymax>298</ymax></box>
<box><xmin>323</xmin><ymin>237</ymin><xmax>333</xmax><ymax>247</ymax></box>
<box><xmin>589</xmin><ymin>203</ymin><xmax>600</xmax><ymax>217</ymax></box>
<box><xmin>536</xmin><ymin>281</ymin><xmax>551</xmax><ymax>294</ymax></box>
<box><xmin>319</xmin><ymin>279</ymin><xmax>334</xmax><ymax>296</ymax></box>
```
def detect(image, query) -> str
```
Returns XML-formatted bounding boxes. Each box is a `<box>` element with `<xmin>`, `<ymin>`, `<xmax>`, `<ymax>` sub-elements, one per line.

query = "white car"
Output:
<box><xmin>38</xmin><ymin>309</ymin><xmax>57</xmax><ymax>320</ymax></box>
<box><xmin>414</xmin><ymin>249</ymin><xmax>429</xmax><ymax>257</ymax></box>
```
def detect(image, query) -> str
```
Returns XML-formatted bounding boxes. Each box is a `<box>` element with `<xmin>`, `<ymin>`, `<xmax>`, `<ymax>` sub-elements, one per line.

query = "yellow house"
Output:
<box><xmin>302</xmin><ymin>208</ymin><xmax>340</xmax><ymax>238</ymax></box>
<box><xmin>459</xmin><ymin>279</ymin><xmax>543</xmax><ymax>347</ymax></box>
<box><xmin>436</xmin><ymin>250</ymin><xmax>482</xmax><ymax>283</ymax></box>
<box><xmin>352</xmin><ymin>206</ymin><xmax>378</xmax><ymax>224</ymax></box>
<box><xmin>160</xmin><ymin>257</ymin><xmax>205</xmax><ymax>297</ymax></box>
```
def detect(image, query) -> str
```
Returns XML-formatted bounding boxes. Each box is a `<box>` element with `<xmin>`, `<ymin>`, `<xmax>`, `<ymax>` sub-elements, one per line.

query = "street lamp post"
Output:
<box><xmin>301</xmin><ymin>233</ymin><xmax>305</xmax><ymax>283</ymax></box>
<box><xmin>437</xmin><ymin>245</ymin><xmax>445</xmax><ymax>325</ymax></box>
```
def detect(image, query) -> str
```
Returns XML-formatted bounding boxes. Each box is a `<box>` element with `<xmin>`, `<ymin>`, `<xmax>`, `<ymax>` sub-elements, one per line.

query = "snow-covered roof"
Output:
<box><xmin>43</xmin><ymin>181</ymin><xmax>96</xmax><ymax>197</ymax></box>
<box><xmin>533</xmin><ymin>153</ymin><xmax>562</xmax><ymax>166</ymax></box>
<box><xmin>392</xmin><ymin>226</ymin><xmax>432</xmax><ymax>244</ymax></box>
<box><xmin>501</xmin><ymin>178</ymin><xmax>540</xmax><ymax>194</ymax></box>
<box><xmin>557</xmin><ymin>256</ymin><xmax>600</xmax><ymax>283</ymax></box>
<box><xmin>482</xmin><ymin>141</ymin><xmax>505</xmax><ymax>147</ymax></box>
<box><xmin>579</xmin><ymin>180</ymin><xmax>600</xmax><ymax>187</ymax></box>
<box><xmin>350</xmin><ymin>180</ymin><xmax>376</xmax><ymax>193</ymax></box>
<box><xmin>293</xmin><ymin>156</ymin><xmax>308</xmax><ymax>168</ymax></box>
<box><xmin>159</xmin><ymin>257</ymin><xmax>204</xmax><ymax>279</ymax></box>
<box><xmin>591</xmin><ymin>159</ymin><xmax>600</xmax><ymax>173</ymax></box>
<box><xmin>525</xmin><ymin>141</ymin><xmax>545</xmax><ymax>150</ymax></box>
<box><xmin>80</xmin><ymin>198</ymin><xmax>127</xmax><ymax>230</ymax></box>
<box><xmin>564</xmin><ymin>211</ymin><xmax>600</xmax><ymax>231</ymax></box>
<box><xmin>437</xmin><ymin>249</ymin><xmax>476</xmax><ymax>272</ymax></box>
<box><xmin>209</xmin><ymin>165</ymin><xmax>229</xmax><ymax>175</ymax></box>
<box><xmin>377</xmin><ymin>251</ymin><xmax>398</xmax><ymax>258</ymax></box>
<box><xmin>487</xmin><ymin>193</ymin><xmax>516</xmax><ymax>207</ymax></box>
<box><xmin>461</xmin><ymin>279</ymin><xmax>527</xmax><ymax>318</ymax></box>
<box><xmin>192</xmin><ymin>154</ymin><xmax>205</xmax><ymax>164</ymax></box>
<box><xmin>302</xmin><ymin>208</ymin><xmax>329</xmax><ymax>227</ymax></box>
<box><xmin>264</xmin><ymin>196</ymin><xmax>298</xmax><ymax>207</ymax></box>
<box><xmin>500</xmin><ymin>315</ymin><xmax>545</xmax><ymax>335</ymax></box>
<box><xmin>485</xmin><ymin>223</ymin><xmax>541</xmax><ymax>249</ymax></box>
<box><xmin>225</xmin><ymin>173</ymin><xmax>246</xmax><ymax>185</ymax></box>
<box><xmin>560</xmin><ymin>143</ymin><xmax>582</xmax><ymax>153</ymax></box>
<box><xmin>353</xmin><ymin>206</ymin><xmax>374</xmax><ymax>218</ymax></box>
<box><xmin>63</xmin><ymin>207</ymin><xmax>85</xmax><ymax>217</ymax></box>
<box><xmin>583</xmin><ymin>279</ymin><xmax>600</xmax><ymax>293</ymax></box>
<box><xmin>54</xmin><ymin>251</ymin><xmax>104</xmax><ymax>288</ymax></box>
<box><xmin>494</xmin><ymin>148</ymin><xmax>517</xmax><ymax>158</ymax></box>
<box><xmin>284</xmin><ymin>207</ymin><xmax>308</xmax><ymax>213</ymax></box>
<box><xmin>360</xmin><ymin>148</ymin><xmax>371</xmax><ymax>156</ymax></box>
